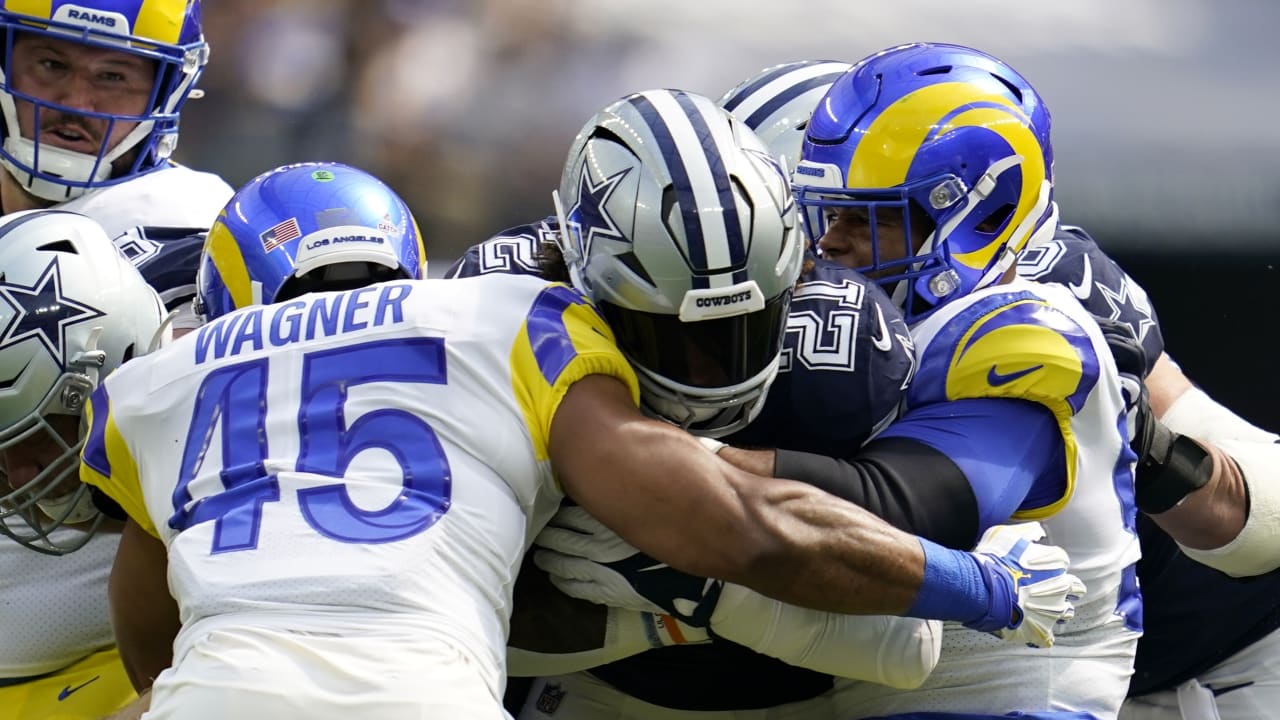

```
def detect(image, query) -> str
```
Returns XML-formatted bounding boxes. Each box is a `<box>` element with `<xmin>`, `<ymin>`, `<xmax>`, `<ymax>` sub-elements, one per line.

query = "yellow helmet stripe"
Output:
<box><xmin>4</xmin><ymin>0</ymin><xmax>53</xmax><ymax>18</ymax></box>
<box><xmin>205</xmin><ymin>217</ymin><xmax>255</xmax><ymax>310</ymax></box>
<box><xmin>134</xmin><ymin>0</ymin><xmax>188</xmax><ymax>44</ymax></box>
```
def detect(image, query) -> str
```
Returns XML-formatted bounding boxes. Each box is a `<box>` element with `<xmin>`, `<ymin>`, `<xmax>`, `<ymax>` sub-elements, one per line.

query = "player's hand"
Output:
<box><xmin>533</xmin><ymin>506</ymin><xmax>723</xmax><ymax>627</ymax></box>
<box><xmin>967</xmin><ymin>522</ymin><xmax>1086</xmax><ymax>648</ymax></box>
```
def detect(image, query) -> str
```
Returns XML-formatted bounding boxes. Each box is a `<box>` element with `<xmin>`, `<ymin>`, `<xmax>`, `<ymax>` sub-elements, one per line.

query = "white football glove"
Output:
<box><xmin>533</xmin><ymin>505</ymin><xmax>723</xmax><ymax>626</ymax></box>
<box><xmin>969</xmin><ymin>521</ymin><xmax>1087</xmax><ymax>648</ymax></box>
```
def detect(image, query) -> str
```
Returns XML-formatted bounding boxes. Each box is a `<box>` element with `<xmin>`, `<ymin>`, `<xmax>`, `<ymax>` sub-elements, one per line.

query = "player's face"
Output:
<box><xmin>0</xmin><ymin>413</ymin><xmax>80</xmax><ymax>496</ymax></box>
<box><xmin>816</xmin><ymin>206</ymin><xmax>924</xmax><ymax>277</ymax></box>
<box><xmin>9</xmin><ymin>33</ymin><xmax>155</xmax><ymax>160</ymax></box>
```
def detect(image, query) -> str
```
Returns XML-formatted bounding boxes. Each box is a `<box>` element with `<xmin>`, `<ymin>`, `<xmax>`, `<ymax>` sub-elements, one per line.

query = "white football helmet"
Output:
<box><xmin>717</xmin><ymin>60</ymin><xmax>853</xmax><ymax>174</ymax></box>
<box><xmin>555</xmin><ymin>89</ymin><xmax>804</xmax><ymax>437</ymax></box>
<box><xmin>0</xmin><ymin>210</ymin><xmax>167</xmax><ymax>554</ymax></box>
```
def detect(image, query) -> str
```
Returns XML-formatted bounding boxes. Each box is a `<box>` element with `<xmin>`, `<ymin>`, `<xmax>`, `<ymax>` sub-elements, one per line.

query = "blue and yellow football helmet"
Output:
<box><xmin>794</xmin><ymin>43</ymin><xmax>1057</xmax><ymax>323</ymax></box>
<box><xmin>195</xmin><ymin>162</ymin><xmax>425</xmax><ymax>321</ymax></box>
<box><xmin>0</xmin><ymin>0</ymin><xmax>209</xmax><ymax>201</ymax></box>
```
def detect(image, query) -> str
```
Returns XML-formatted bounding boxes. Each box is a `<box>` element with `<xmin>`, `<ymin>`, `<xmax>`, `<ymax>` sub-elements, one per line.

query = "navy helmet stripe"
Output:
<box><xmin>720</xmin><ymin>61</ymin><xmax>816</xmax><ymax>112</ymax></box>
<box><xmin>628</xmin><ymin>92</ymin><xmax>712</xmax><ymax>288</ymax></box>
<box><xmin>743</xmin><ymin>71</ymin><xmax>848</xmax><ymax>131</ymax></box>
<box><xmin>673</xmin><ymin>91</ymin><xmax>746</xmax><ymax>270</ymax></box>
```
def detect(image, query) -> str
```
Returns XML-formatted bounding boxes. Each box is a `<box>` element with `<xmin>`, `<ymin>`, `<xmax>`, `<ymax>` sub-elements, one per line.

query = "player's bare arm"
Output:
<box><xmin>551</xmin><ymin>372</ymin><xmax>925</xmax><ymax>617</ymax></box>
<box><xmin>108</xmin><ymin>519</ymin><xmax>180</xmax><ymax>692</ymax></box>
<box><xmin>1138</xmin><ymin>352</ymin><xmax>1279</xmax><ymax>576</ymax></box>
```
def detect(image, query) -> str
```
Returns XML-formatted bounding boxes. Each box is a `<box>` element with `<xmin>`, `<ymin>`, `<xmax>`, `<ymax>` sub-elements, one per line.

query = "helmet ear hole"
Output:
<box><xmin>36</xmin><ymin>240</ymin><xmax>76</xmax><ymax>253</ymax></box>
<box><xmin>614</xmin><ymin>252</ymin><xmax>655</xmax><ymax>288</ymax></box>
<box><xmin>975</xmin><ymin>203</ymin><xmax>1015</xmax><ymax>234</ymax></box>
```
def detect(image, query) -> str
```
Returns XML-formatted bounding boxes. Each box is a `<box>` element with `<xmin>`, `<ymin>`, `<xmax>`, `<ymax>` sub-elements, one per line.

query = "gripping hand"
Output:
<box><xmin>533</xmin><ymin>506</ymin><xmax>722</xmax><ymax>627</ymax></box>
<box><xmin>967</xmin><ymin>522</ymin><xmax>1086</xmax><ymax>648</ymax></box>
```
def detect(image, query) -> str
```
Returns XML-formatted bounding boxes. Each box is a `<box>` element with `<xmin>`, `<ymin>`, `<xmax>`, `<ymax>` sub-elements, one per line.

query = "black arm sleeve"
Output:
<box><xmin>773</xmin><ymin>436</ymin><xmax>980</xmax><ymax>549</ymax></box>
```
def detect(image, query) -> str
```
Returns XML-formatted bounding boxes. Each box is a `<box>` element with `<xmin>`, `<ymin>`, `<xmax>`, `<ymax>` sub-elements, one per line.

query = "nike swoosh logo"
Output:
<box><xmin>987</xmin><ymin>364</ymin><xmax>1043</xmax><ymax>386</ymax></box>
<box><xmin>58</xmin><ymin>675</ymin><xmax>100</xmax><ymax>701</ymax></box>
<box><xmin>871</xmin><ymin>305</ymin><xmax>893</xmax><ymax>352</ymax></box>
<box><xmin>1067</xmin><ymin>255</ymin><xmax>1093</xmax><ymax>300</ymax></box>
<box><xmin>1208</xmin><ymin>681</ymin><xmax>1254</xmax><ymax>697</ymax></box>
<box><xmin>637</xmin><ymin>563</ymin><xmax>670</xmax><ymax>572</ymax></box>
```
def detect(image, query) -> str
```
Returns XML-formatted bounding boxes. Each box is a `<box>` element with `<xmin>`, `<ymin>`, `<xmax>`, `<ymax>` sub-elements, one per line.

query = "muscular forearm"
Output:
<box><xmin>1146</xmin><ymin>442</ymin><xmax>1247</xmax><ymax>549</ymax></box>
<box><xmin>1141</xmin><ymin>353</ymin><xmax>1280</xmax><ymax>576</ymax></box>
<box><xmin>718</xmin><ymin>440</ymin><xmax>979</xmax><ymax>549</ymax></box>
<box><xmin>733</xmin><ymin>477</ymin><xmax>925</xmax><ymax>616</ymax></box>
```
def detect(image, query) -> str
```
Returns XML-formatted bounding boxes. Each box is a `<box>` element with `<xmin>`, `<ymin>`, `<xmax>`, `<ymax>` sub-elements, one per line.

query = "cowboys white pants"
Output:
<box><xmin>1119</xmin><ymin>625</ymin><xmax>1280</xmax><ymax>720</ymax></box>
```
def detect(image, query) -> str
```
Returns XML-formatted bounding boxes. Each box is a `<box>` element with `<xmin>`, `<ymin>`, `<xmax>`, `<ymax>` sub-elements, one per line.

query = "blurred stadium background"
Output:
<box><xmin>183</xmin><ymin>0</ymin><xmax>1279</xmax><ymax>427</ymax></box>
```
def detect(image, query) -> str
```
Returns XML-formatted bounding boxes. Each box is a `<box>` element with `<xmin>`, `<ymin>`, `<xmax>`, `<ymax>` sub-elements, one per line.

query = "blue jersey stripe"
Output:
<box><xmin>526</xmin><ymin>285</ymin><xmax>589</xmax><ymax>385</ymax></box>
<box><xmin>82</xmin><ymin>384</ymin><xmax>113</xmax><ymax>478</ymax></box>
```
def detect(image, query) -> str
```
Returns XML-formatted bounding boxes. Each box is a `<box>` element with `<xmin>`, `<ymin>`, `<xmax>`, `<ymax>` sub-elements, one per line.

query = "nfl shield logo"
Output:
<box><xmin>535</xmin><ymin>682</ymin><xmax>566</xmax><ymax>714</ymax></box>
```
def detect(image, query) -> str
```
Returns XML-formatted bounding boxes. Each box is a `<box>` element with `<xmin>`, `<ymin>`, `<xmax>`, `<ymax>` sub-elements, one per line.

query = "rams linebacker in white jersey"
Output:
<box><xmin>0</xmin><ymin>2</ymin><xmax>230</xmax><ymax>718</ymax></box>
<box><xmin>783</xmin><ymin>44</ymin><xmax>1140</xmax><ymax>718</ymax></box>
<box><xmin>718</xmin><ymin>56</ymin><xmax>1280</xmax><ymax>720</ymax></box>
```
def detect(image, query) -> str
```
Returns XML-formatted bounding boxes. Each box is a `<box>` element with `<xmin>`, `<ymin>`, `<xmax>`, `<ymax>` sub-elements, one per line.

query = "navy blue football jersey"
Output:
<box><xmin>113</xmin><ymin>226</ymin><xmax>207</xmax><ymax>311</ymax></box>
<box><xmin>444</xmin><ymin>219</ymin><xmax>553</xmax><ymax>280</ymax></box>
<box><xmin>727</xmin><ymin>257</ymin><xmax>913</xmax><ymax>457</ymax></box>
<box><xmin>1018</xmin><ymin>224</ymin><xmax>1164</xmax><ymax>373</ymax></box>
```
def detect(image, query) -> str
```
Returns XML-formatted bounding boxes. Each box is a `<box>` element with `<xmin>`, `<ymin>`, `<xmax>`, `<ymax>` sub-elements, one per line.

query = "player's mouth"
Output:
<box><xmin>39</xmin><ymin>124</ymin><xmax>100</xmax><ymax>154</ymax></box>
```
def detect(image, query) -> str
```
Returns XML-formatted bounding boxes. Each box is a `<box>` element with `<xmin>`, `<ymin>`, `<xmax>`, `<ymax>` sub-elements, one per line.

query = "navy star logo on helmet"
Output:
<box><xmin>566</xmin><ymin>162</ymin><xmax>630</xmax><ymax>259</ymax></box>
<box><xmin>0</xmin><ymin>258</ymin><xmax>105</xmax><ymax>363</ymax></box>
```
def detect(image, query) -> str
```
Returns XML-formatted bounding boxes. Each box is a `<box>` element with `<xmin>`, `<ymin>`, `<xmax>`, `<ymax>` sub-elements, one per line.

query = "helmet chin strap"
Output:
<box><xmin>551</xmin><ymin>188</ymin><xmax>588</xmax><ymax>293</ymax></box>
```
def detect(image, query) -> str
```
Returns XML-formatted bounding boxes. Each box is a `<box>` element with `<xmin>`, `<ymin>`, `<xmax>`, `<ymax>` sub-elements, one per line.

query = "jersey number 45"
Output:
<box><xmin>169</xmin><ymin>338</ymin><xmax>453</xmax><ymax>553</ymax></box>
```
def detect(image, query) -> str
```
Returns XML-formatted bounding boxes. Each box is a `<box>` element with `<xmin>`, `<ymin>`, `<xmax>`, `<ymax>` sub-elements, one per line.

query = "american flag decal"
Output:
<box><xmin>260</xmin><ymin>217</ymin><xmax>302</xmax><ymax>252</ymax></box>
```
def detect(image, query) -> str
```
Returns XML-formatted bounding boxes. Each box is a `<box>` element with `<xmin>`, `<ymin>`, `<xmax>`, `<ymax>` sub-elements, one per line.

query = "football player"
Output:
<box><xmin>0</xmin><ymin>210</ymin><xmax>169</xmax><ymax>718</ymax></box>
<box><xmin>0</xmin><ymin>2</ymin><xmax>231</xmax><ymax>718</ymax></box>
<box><xmin>721</xmin><ymin>56</ymin><xmax>1280</xmax><ymax>720</ymax></box>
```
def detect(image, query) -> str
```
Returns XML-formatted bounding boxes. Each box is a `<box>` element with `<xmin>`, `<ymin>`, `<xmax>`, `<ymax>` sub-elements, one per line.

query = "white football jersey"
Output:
<box><xmin>833</xmin><ymin>278</ymin><xmax>1142</xmax><ymax>718</ymax></box>
<box><xmin>0</xmin><ymin>162</ymin><xmax>232</xmax><ymax>680</ymax></box>
<box><xmin>59</xmin><ymin>163</ymin><xmax>233</xmax><ymax>238</ymax></box>
<box><xmin>81</xmin><ymin>274</ymin><xmax>637</xmax><ymax>710</ymax></box>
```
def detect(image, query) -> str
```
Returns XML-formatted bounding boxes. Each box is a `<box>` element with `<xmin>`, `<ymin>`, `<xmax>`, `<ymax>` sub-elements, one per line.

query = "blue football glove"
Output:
<box><xmin>966</xmin><ymin>522</ymin><xmax>1087</xmax><ymax>648</ymax></box>
<box><xmin>533</xmin><ymin>506</ymin><xmax>723</xmax><ymax>627</ymax></box>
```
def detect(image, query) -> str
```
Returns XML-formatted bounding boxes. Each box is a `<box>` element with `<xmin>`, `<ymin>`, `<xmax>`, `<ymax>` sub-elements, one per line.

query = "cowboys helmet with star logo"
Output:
<box><xmin>553</xmin><ymin>89</ymin><xmax>804</xmax><ymax>438</ymax></box>
<box><xmin>0</xmin><ymin>209</ymin><xmax>167</xmax><ymax>555</ymax></box>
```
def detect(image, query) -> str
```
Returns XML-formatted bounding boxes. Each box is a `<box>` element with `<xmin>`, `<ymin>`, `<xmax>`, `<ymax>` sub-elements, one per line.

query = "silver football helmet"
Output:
<box><xmin>718</xmin><ymin>60</ymin><xmax>853</xmax><ymax>174</ymax></box>
<box><xmin>555</xmin><ymin>89</ymin><xmax>804</xmax><ymax>437</ymax></box>
<box><xmin>0</xmin><ymin>210</ymin><xmax>167</xmax><ymax>554</ymax></box>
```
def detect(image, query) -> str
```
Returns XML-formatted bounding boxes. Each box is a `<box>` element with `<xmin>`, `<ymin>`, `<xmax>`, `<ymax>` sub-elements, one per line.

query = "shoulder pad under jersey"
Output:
<box><xmin>1018</xmin><ymin>224</ymin><xmax>1163</xmax><ymax>373</ymax></box>
<box><xmin>907</xmin><ymin>285</ymin><xmax>1102</xmax><ymax>423</ymax></box>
